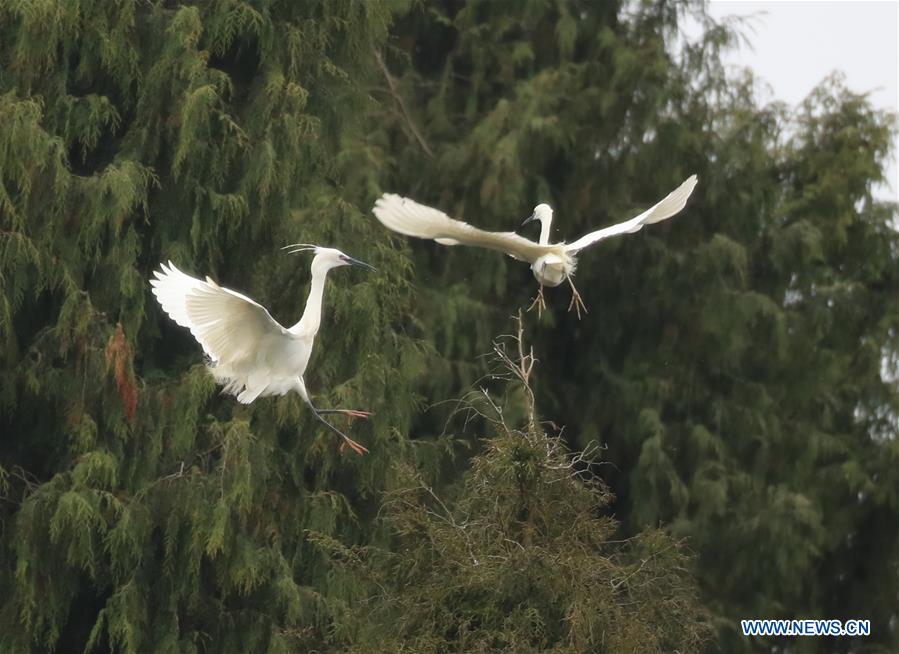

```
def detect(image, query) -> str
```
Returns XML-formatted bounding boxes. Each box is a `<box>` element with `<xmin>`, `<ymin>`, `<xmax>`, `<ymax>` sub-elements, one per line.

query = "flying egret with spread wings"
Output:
<box><xmin>150</xmin><ymin>246</ymin><xmax>375</xmax><ymax>455</ymax></box>
<box><xmin>372</xmin><ymin>175</ymin><xmax>697</xmax><ymax>317</ymax></box>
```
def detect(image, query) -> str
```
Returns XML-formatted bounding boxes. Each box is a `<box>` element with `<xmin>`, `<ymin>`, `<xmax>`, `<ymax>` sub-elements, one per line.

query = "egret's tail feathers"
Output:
<box><xmin>641</xmin><ymin>174</ymin><xmax>698</xmax><ymax>225</ymax></box>
<box><xmin>236</xmin><ymin>385</ymin><xmax>266</xmax><ymax>404</ymax></box>
<box><xmin>211</xmin><ymin>364</ymin><xmax>295</xmax><ymax>404</ymax></box>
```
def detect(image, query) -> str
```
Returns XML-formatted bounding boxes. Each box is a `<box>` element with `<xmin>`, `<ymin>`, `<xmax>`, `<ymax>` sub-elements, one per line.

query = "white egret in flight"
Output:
<box><xmin>150</xmin><ymin>246</ymin><xmax>375</xmax><ymax>455</ymax></box>
<box><xmin>372</xmin><ymin>175</ymin><xmax>697</xmax><ymax>317</ymax></box>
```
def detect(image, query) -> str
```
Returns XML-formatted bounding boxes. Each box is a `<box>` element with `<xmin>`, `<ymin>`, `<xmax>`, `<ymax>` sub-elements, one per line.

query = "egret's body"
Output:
<box><xmin>372</xmin><ymin>175</ymin><xmax>698</xmax><ymax>315</ymax></box>
<box><xmin>530</xmin><ymin>253</ymin><xmax>571</xmax><ymax>287</ymax></box>
<box><xmin>150</xmin><ymin>246</ymin><xmax>375</xmax><ymax>454</ymax></box>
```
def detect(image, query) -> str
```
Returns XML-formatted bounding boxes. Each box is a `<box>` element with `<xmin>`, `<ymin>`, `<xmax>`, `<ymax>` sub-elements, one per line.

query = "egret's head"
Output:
<box><xmin>521</xmin><ymin>203</ymin><xmax>553</xmax><ymax>227</ymax></box>
<box><xmin>282</xmin><ymin>244</ymin><xmax>376</xmax><ymax>272</ymax></box>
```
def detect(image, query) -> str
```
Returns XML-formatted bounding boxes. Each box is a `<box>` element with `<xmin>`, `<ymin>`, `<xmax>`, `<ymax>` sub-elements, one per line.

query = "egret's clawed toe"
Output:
<box><xmin>339</xmin><ymin>436</ymin><xmax>370</xmax><ymax>455</ymax></box>
<box><xmin>567</xmin><ymin>277</ymin><xmax>588</xmax><ymax>319</ymax></box>
<box><xmin>372</xmin><ymin>176</ymin><xmax>698</xmax><ymax>313</ymax></box>
<box><xmin>318</xmin><ymin>408</ymin><xmax>373</xmax><ymax>420</ymax></box>
<box><xmin>527</xmin><ymin>285</ymin><xmax>547</xmax><ymax>316</ymax></box>
<box><xmin>152</xmin><ymin>247</ymin><xmax>377</xmax><ymax>458</ymax></box>
<box><xmin>341</xmin><ymin>409</ymin><xmax>372</xmax><ymax>420</ymax></box>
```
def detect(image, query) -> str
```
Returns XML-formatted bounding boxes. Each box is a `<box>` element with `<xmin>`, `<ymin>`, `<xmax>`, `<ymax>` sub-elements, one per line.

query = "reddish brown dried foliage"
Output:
<box><xmin>106</xmin><ymin>323</ymin><xmax>138</xmax><ymax>420</ymax></box>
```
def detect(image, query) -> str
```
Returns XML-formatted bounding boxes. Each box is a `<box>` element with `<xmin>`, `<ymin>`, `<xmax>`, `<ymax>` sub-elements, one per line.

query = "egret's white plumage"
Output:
<box><xmin>370</xmin><ymin>195</ymin><xmax>556</xmax><ymax>263</ymax></box>
<box><xmin>150</xmin><ymin>246</ymin><xmax>375</xmax><ymax>454</ymax></box>
<box><xmin>562</xmin><ymin>176</ymin><xmax>699</xmax><ymax>252</ymax></box>
<box><xmin>372</xmin><ymin>175</ymin><xmax>698</xmax><ymax>315</ymax></box>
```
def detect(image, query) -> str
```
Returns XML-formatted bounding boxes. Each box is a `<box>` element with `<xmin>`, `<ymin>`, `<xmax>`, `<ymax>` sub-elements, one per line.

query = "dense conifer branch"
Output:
<box><xmin>1</xmin><ymin>1</ymin><xmax>896</xmax><ymax>651</ymax></box>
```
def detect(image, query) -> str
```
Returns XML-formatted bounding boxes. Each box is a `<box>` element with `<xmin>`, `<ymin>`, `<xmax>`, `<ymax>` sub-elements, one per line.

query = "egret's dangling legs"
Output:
<box><xmin>527</xmin><ymin>284</ymin><xmax>546</xmax><ymax>316</ymax></box>
<box><xmin>318</xmin><ymin>409</ymin><xmax>372</xmax><ymax>420</ymax></box>
<box><xmin>298</xmin><ymin>378</ymin><xmax>370</xmax><ymax>455</ymax></box>
<box><xmin>567</xmin><ymin>277</ymin><xmax>587</xmax><ymax>319</ymax></box>
<box><xmin>373</xmin><ymin>176</ymin><xmax>698</xmax><ymax>316</ymax></box>
<box><xmin>151</xmin><ymin>248</ymin><xmax>375</xmax><ymax>454</ymax></box>
<box><xmin>306</xmin><ymin>405</ymin><xmax>370</xmax><ymax>455</ymax></box>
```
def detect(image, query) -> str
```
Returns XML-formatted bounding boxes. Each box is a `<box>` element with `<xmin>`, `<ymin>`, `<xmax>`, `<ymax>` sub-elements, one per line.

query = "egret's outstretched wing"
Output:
<box><xmin>373</xmin><ymin>194</ymin><xmax>557</xmax><ymax>263</ymax></box>
<box><xmin>150</xmin><ymin>261</ymin><xmax>287</xmax><ymax>364</ymax></box>
<box><xmin>565</xmin><ymin>175</ymin><xmax>698</xmax><ymax>253</ymax></box>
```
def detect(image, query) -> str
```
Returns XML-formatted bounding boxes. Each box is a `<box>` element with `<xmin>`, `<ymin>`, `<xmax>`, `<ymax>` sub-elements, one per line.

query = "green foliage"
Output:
<box><xmin>2</xmin><ymin>0</ymin><xmax>897</xmax><ymax>652</ymax></box>
<box><xmin>0</xmin><ymin>1</ymin><xmax>422</xmax><ymax>651</ymax></box>
<box><xmin>368</xmin><ymin>1</ymin><xmax>899</xmax><ymax>651</ymax></box>
<box><xmin>320</xmin><ymin>324</ymin><xmax>709</xmax><ymax>652</ymax></box>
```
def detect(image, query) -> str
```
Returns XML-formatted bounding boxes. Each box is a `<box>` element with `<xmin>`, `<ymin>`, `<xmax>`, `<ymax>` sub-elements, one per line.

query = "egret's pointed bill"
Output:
<box><xmin>282</xmin><ymin>243</ymin><xmax>374</xmax><ymax>270</ymax></box>
<box><xmin>151</xmin><ymin>246</ymin><xmax>374</xmax><ymax>453</ymax></box>
<box><xmin>340</xmin><ymin>254</ymin><xmax>376</xmax><ymax>271</ymax></box>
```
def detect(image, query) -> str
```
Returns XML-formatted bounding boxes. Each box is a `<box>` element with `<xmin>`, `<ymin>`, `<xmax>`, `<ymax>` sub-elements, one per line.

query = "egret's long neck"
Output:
<box><xmin>291</xmin><ymin>261</ymin><xmax>331</xmax><ymax>335</ymax></box>
<box><xmin>539</xmin><ymin>214</ymin><xmax>553</xmax><ymax>245</ymax></box>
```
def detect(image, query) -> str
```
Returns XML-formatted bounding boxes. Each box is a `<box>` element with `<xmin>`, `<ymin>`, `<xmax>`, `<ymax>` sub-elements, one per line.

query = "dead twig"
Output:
<box><xmin>373</xmin><ymin>48</ymin><xmax>434</xmax><ymax>159</ymax></box>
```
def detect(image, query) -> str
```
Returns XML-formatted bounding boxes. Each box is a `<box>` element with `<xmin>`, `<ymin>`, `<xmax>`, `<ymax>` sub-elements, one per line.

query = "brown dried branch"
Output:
<box><xmin>373</xmin><ymin>48</ymin><xmax>435</xmax><ymax>159</ymax></box>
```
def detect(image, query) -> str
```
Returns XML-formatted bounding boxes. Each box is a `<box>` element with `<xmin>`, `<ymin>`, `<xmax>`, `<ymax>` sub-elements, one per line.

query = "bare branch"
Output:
<box><xmin>373</xmin><ymin>48</ymin><xmax>435</xmax><ymax>158</ymax></box>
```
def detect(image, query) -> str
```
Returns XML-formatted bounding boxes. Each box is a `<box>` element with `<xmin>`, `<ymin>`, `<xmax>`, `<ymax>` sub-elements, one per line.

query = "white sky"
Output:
<box><xmin>685</xmin><ymin>0</ymin><xmax>899</xmax><ymax>200</ymax></box>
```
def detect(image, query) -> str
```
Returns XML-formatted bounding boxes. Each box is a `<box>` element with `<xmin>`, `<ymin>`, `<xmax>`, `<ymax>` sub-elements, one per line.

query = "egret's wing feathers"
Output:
<box><xmin>150</xmin><ymin>261</ymin><xmax>286</xmax><ymax>364</ymax></box>
<box><xmin>565</xmin><ymin>175</ymin><xmax>698</xmax><ymax>253</ymax></box>
<box><xmin>373</xmin><ymin>193</ymin><xmax>556</xmax><ymax>263</ymax></box>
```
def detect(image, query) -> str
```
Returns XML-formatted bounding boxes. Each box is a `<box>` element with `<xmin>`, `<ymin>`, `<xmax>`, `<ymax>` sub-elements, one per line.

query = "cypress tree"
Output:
<box><xmin>0</xmin><ymin>2</ymin><xmax>424</xmax><ymax>651</ymax></box>
<box><xmin>369</xmin><ymin>1</ymin><xmax>899</xmax><ymax>651</ymax></box>
<box><xmin>318</xmin><ymin>319</ymin><xmax>710</xmax><ymax>652</ymax></box>
<box><xmin>3</xmin><ymin>1</ymin><xmax>896</xmax><ymax>652</ymax></box>
<box><xmin>1</xmin><ymin>1</ymin><xmax>708</xmax><ymax>651</ymax></box>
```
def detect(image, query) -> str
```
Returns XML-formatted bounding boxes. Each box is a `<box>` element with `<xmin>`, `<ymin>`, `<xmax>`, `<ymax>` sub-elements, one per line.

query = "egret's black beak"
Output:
<box><xmin>521</xmin><ymin>212</ymin><xmax>537</xmax><ymax>227</ymax></box>
<box><xmin>341</xmin><ymin>255</ymin><xmax>376</xmax><ymax>272</ymax></box>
